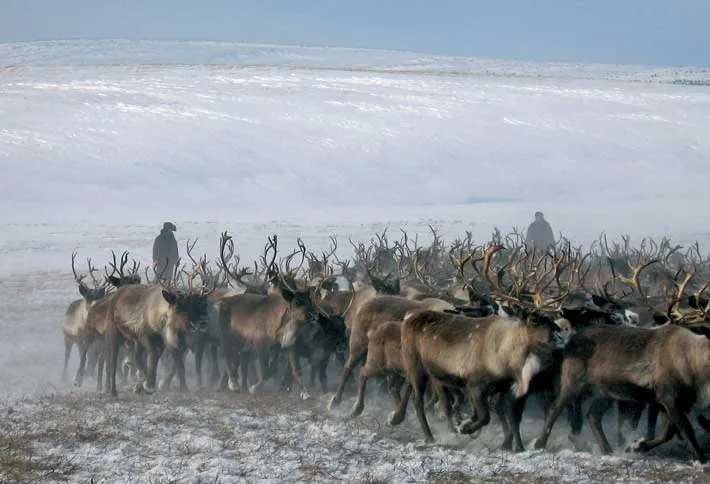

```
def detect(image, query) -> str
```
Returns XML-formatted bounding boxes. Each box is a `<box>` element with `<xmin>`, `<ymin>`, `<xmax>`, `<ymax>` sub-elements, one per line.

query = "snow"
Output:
<box><xmin>1</xmin><ymin>39</ymin><xmax>710</xmax><ymax>482</ymax></box>
<box><xmin>1</xmin><ymin>392</ymin><xmax>707</xmax><ymax>483</ymax></box>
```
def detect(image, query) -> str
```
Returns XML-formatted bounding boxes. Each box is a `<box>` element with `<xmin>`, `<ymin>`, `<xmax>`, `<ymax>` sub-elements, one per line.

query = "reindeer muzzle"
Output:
<box><xmin>551</xmin><ymin>318</ymin><xmax>573</xmax><ymax>348</ymax></box>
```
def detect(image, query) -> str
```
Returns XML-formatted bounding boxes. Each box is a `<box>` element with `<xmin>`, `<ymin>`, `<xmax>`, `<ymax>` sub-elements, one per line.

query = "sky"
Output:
<box><xmin>0</xmin><ymin>0</ymin><xmax>708</xmax><ymax>67</ymax></box>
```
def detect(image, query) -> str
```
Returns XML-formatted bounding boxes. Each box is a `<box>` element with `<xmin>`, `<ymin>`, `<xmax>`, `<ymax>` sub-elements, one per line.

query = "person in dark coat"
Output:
<box><xmin>153</xmin><ymin>222</ymin><xmax>179</xmax><ymax>282</ymax></box>
<box><xmin>525</xmin><ymin>211</ymin><xmax>555</xmax><ymax>253</ymax></box>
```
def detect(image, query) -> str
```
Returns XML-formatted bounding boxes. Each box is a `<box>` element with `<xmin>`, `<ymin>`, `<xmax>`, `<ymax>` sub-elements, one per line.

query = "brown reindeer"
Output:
<box><xmin>104</xmin><ymin>262</ymin><xmax>214</xmax><ymax>396</ymax></box>
<box><xmin>532</xmin><ymin>322</ymin><xmax>710</xmax><ymax>463</ymax></box>
<box><xmin>347</xmin><ymin>320</ymin><xmax>428</xmax><ymax>425</ymax></box>
<box><xmin>61</xmin><ymin>252</ymin><xmax>108</xmax><ymax>381</ymax></box>
<box><xmin>73</xmin><ymin>250</ymin><xmax>143</xmax><ymax>389</ymax></box>
<box><xmin>400</xmin><ymin>306</ymin><xmax>572</xmax><ymax>449</ymax></box>
<box><xmin>217</xmin><ymin>234</ymin><xmax>331</xmax><ymax>399</ymax></box>
<box><xmin>533</xmin><ymin>253</ymin><xmax>710</xmax><ymax>462</ymax></box>
<box><xmin>328</xmin><ymin>291</ymin><xmax>455</xmax><ymax>410</ymax></box>
<box><xmin>394</xmin><ymin>241</ymin><xmax>581</xmax><ymax>449</ymax></box>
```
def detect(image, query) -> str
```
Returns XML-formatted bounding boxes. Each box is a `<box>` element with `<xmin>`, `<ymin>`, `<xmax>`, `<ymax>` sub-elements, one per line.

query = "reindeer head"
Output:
<box><xmin>71</xmin><ymin>251</ymin><xmax>108</xmax><ymax>303</ymax></box>
<box><xmin>270</xmin><ymin>241</ymin><xmax>335</xmax><ymax>348</ymax></box>
<box><xmin>274</xmin><ymin>281</ymin><xmax>323</xmax><ymax>348</ymax></box>
<box><xmin>105</xmin><ymin>250</ymin><xmax>142</xmax><ymax>288</ymax></box>
<box><xmin>520</xmin><ymin>310</ymin><xmax>574</xmax><ymax>350</ymax></box>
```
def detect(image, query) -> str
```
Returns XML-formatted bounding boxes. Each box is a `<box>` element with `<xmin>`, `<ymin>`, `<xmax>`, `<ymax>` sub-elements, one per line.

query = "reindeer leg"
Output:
<box><xmin>220</xmin><ymin>335</ymin><xmax>241</xmax><ymax>392</ymax></box>
<box><xmin>616</xmin><ymin>401</ymin><xmax>645</xmax><ymax>446</ymax></box>
<box><xmin>287</xmin><ymin>346</ymin><xmax>310</xmax><ymax>400</ymax></box>
<box><xmin>628</xmin><ymin>411</ymin><xmax>676</xmax><ymax>453</ymax></box>
<box><xmin>387</xmin><ymin>374</ymin><xmax>404</xmax><ymax>406</ymax></box>
<box><xmin>193</xmin><ymin>336</ymin><xmax>205</xmax><ymax>389</ymax></box>
<box><xmin>587</xmin><ymin>397</ymin><xmax>615</xmax><ymax>454</ymax></box>
<box><xmin>511</xmin><ymin>394</ymin><xmax>528</xmax><ymax>453</ymax></box>
<box><xmin>131</xmin><ymin>342</ymin><xmax>149</xmax><ymax>393</ymax></box>
<box><xmin>105</xmin><ymin>330</ymin><xmax>121</xmax><ymax>397</ymax></box>
<box><xmin>143</xmin><ymin>338</ymin><xmax>160</xmax><ymax>395</ymax></box>
<box><xmin>458</xmin><ymin>377</ymin><xmax>492</xmax><ymax>436</ymax></box>
<box><xmin>172</xmin><ymin>346</ymin><xmax>188</xmax><ymax>392</ymax></box>
<box><xmin>435</xmin><ymin>383</ymin><xmax>458</xmax><ymax>435</ymax></box>
<box><xmin>494</xmin><ymin>393</ymin><xmax>513</xmax><ymax>451</ymax></box>
<box><xmin>533</xmin><ymin>386</ymin><xmax>581</xmax><ymax>450</ymax></box>
<box><xmin>96</xmin><ymin>348</ymin><xmax>104</xmax><ymax>392</ymax></box>
<box><xmin>86</xmin><ymin>340</ymin><xmax>99</xmax><ymax>378</ymax></box>
<box><xmin>646</xmin><ymin>403</ymin><xmax>661</xmax><ymax>440</ymax></box>
<box><xmin>411</xmin><ymin>369</ymin><xmax>435</xmax><ymax>443</ymax></box>
<box><xmin>329</xmin><ymin>347</ymin><xmax>366</xmax><ymax>410</ymax></box>
<box><xmin>209</xmin><ymin>342</ymin><xmax>221</xmax><ymax>387</ymax></box>
<box><xmin>317</xmin><ymin>350</ymin><xmax>330</xmax><ymax>393</ymax></box>
<box><xmin>248</xmin><ymin>346</ymin><xmax>268</xmax><ymax>395</ymax></box>
<box><xmin>239</xmin><ymin>351</ymin><xmax>250</xmax><ymax>391</ymax></box>
<box><xmin>159</xmin><ymin>350</ymin><xmax>175</xmax><ymax>391</ymax></box>
<box><xmin>388</xmin><ymin>382</ymin><xmax>411</xmax><ymax>427</ymax></box>
<box><xmin>498</xmin><ymin>391</ymin><xmax>527</xmax><ymax>452</ymax></box>
<box><xmin>74</xmin><ymin>339</ymin><xmax>90</xmax><ymax>387</ymax></box>
<box><xmin>658</xmin><ymin>398</ymin><xmax>705</xmax><ymax>463</ymax></box>
<box><xmin>62</xmin><ymin>334</ymin><xmax>73</xmax><ymax>382</ymax></box>
<box><xmin>349</xmin><ymin>363</ymin><xmax>374</xmax><ymax>418</ymax></box>
<box><xmin>567</xmin><ymin>397</ymin><xmax>584</xmax><ymax>437</ymax></box>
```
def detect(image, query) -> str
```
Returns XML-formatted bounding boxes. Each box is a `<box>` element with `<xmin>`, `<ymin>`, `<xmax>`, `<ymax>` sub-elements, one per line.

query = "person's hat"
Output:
<box><xmin>535</xmin><ymin>211</ymin><xmax>544</xmax><ymax>217</ymax></box>
<box><xmin>163</xmin><ymin>222</ymin><xmax>177</xmax><ymax>231</ymax></box>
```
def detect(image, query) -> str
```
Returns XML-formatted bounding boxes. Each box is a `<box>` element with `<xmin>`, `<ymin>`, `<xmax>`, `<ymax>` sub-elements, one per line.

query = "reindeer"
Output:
<box><xmin>61</xmin><ymin>252</ymin><xmax>108</xmax><ymax>381</ymax></box>
<box><xmin>532</xmin><ymin>250</ymin><xmax>710</xmax><ymax>463</ymax></box>
<box><xmin>328</xmin><ymin>291</ymin><xmax>455</xmax><ymax>410</ymax></box>
<box><xmin>347</xmin><ymin>320</ymin><xmax>411</xmax><ymax>423</ymax></box>
<box><xmin>104</xmin><ymin>259</ymin><xmax>215</xmax><ymax>396</ymax></box>
<box><xmin>217</xmin><ymin>234</ymin><xmax>332</xmax><ymax>399</ymax></box>
<box><xmin>396</xmin><ymin>242</ymin><xmax>576</xmax><ymax>450</ymax></box>
<box><xmin>72</xmin><ymin>250</ymin><xmax>142</xmax><ymax>389</ymax></box>
<box><xmin>159</xmin><ymin>239</ymin><xmax>227</xmax><ymax>390</ymax></box>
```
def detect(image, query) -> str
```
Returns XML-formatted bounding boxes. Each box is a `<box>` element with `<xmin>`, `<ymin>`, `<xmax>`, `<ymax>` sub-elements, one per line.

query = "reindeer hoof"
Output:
<box><xmin>328</xmin><ymin>395</ymin><xmax>341</xmax><ymax>411</ymax></box>
<box><xmin>227</xmin><ymin>378</ymin><xmax>240</xmax><ymax>393</ymax></box>
<box><xmin>142</xmin><ymin>382</ymin><xmax>156</xmax><ymax>395</ymax></box>
<box><xmin>134</xmin><ymin>382</ymin><xmax>144</xmax><ymax>394</ymax></box>
<box><xmin>73</xmin><ymin>377</ymin><xmax>83</xmax><ymax>388</ymax></box>
<box><xmin>387</xmin><ymin>411</ymin><xmax>405</xmax><ymax>427</ymax></box>
<box><xmin>248</xmin><ymin>383</ymin><xmax>262</xmax><ymax>395</ymax></box>
<box><xmin>456</xmin><ymin>420</ymin><xmax>480</xmax><ymax>437</ymax></box>
<box><xmin>628</xmin><ymin>438</ymin><xmax>648</xmax><ymax>453</ymax></box>
<box><xmin>531</xmin><ymin>438</ymin><xmax>546</xmax><ymax>450</ymax></box>
<box><xmin>300</xmin><ymin>391</ymin><xmax>311</xmax><ymax>401</ymax></box>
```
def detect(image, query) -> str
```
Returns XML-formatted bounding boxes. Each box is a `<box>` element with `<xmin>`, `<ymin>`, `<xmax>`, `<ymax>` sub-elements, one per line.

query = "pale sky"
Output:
<box><xmin>0</xmin><ymin>0</ymin><xmax>708</xmax><ymax>66</ymax></box>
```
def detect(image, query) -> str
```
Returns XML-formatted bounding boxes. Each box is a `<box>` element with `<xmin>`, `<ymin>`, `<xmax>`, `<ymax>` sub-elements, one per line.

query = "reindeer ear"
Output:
<box><xmin>652</xmin><ymin>313</ymin><xmax>669</xmax><ymax>325</ymax></box>
<box><xmin>162</xmin><ymin>290</ymin><xmax>178</xmax><ymax>306</ymax></box>
<box><xmin>108</xmin><ymin>276</ymin><xmax>121</xmax><ymax>287</ymax></box>
<box><xmin>78</xmin><ymin>284</ymin><xmax>89</xmax><ymax>298</ymax></box>
<box><xmin>278</xmin><ymin>285</ymin><xmax>296</xmax><ymax>303</ymax></box>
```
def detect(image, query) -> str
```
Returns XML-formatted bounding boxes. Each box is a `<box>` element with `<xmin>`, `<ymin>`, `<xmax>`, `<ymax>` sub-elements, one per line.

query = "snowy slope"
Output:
<box><xmin>2</xmin><ymin>40</ymin><xmax>710</xmax><ymax>276</ymax></box>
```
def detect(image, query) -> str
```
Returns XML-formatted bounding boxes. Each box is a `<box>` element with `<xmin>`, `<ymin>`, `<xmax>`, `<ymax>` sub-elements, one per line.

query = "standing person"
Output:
<box><xmin>525</xmin><ymin>211</ymin><xmax>555</xmax><ymax>253</ymax></box>
<box><xmin>153</xmin><ymin>222</ymin><xmax>179</xmax><ymax>282</ymax></box>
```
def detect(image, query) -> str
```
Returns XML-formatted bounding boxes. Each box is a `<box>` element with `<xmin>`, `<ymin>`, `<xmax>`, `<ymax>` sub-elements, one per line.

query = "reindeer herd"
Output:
<box><xmin>61</xmin><ymin>226</ymin><xmax>710</xmax><ymax>464</ymax></box>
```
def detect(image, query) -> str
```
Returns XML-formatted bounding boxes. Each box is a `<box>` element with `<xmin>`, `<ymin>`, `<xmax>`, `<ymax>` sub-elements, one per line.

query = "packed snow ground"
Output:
<box><xmin>2</xmin><ymin>40</ymin><xmax>710</xmax><ymax>482</ymax></box>
<box><xmin>2</xmin><ymin>389</ymin><xmax>709</xmax><ymax>483</ymax></box>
